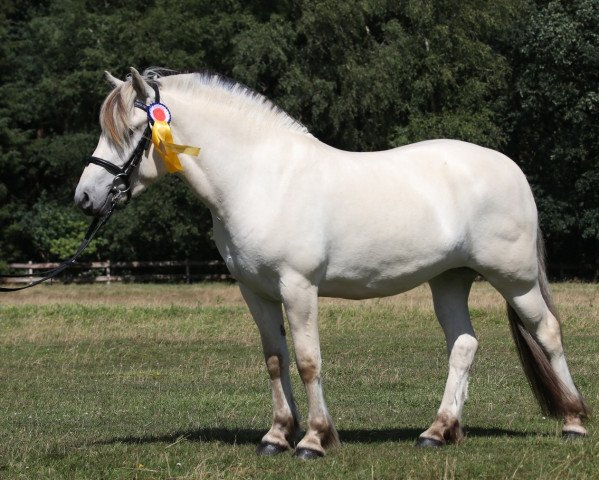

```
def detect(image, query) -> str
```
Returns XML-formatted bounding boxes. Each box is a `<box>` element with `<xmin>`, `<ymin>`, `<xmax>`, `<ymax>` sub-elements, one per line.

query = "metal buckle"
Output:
<box><xmin>110</xmin><ymin>173</ymin><xmax>131</xmax><ymax>208</ymax></box>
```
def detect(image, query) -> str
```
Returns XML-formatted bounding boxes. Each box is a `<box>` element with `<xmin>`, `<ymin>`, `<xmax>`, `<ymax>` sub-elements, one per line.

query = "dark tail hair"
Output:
<box><xmin>507</xmin><ymin>229</ymin><xmax>590</xmax><ymax>419</ymax></box>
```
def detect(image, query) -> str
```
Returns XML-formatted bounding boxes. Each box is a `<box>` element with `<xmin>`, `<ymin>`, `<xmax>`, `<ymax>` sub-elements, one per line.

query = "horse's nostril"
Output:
<box><xmin>76</xmin><ymin>190</ymin><xmax>90</xmax><ymax>207</ymax></box>
<box><xmin>75</xmin><ymin>188</ymin><xmax>94</xmax><ymax>214</ymax></box>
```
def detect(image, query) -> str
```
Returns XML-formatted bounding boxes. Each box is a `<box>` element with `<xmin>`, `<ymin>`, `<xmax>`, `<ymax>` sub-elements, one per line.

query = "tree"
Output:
<box><xmin>509</xmin><ymin>0</ymin><xmax>599</xmax><ymax>275</ymax></box>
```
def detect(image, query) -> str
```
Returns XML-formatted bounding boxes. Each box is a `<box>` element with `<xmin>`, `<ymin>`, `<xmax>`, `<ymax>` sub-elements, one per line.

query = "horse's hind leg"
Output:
<box><xmin>418</xmin><ymin>269</ymin><xmax>478</xmax><ymax>447</ymax></box>
<box><xmin>493</xmin><ymin>279</ymin><xmax>589</xmax><ymax>436</ymax></box>
<box><xmin>239</xmin><ymin>284</ymin><xmax>299</xmax><ymax>455</ymax></box>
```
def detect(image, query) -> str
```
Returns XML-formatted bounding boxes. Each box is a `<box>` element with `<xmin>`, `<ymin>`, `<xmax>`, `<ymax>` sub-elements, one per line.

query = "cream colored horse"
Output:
<box><xmin>75</xmin><ymin>68</ymin><xmax>589</xmax><ymax>458</ymax></box>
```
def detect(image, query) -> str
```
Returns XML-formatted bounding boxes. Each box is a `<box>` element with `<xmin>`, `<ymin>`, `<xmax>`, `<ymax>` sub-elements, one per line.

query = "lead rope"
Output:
<box><xmin>0</xmin><ymin>202</ymin><xmax>116</xmax><ymax>292</ymax></box>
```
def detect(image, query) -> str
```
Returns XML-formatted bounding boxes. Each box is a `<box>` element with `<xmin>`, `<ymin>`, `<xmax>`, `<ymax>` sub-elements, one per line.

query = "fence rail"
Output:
<box><xmin>3</xmin><ymin>260</ymin><xmax>596</xmax><ymax>286</ymax></box>
<box><xmin>1</xmin><ymin>260</ymin><xmax>231</xmax><ymax>285</ymax></box>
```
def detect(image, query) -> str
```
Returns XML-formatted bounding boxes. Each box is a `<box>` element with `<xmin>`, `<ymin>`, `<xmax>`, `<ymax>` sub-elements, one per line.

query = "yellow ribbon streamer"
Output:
<box><xmin>151</xmin><ymin>120</ymin><xmax>200</xmax><ymax>173</ymax></box>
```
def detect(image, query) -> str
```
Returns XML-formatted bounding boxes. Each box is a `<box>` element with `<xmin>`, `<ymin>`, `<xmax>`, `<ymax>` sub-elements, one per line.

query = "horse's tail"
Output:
<box><xmin>506</xmin><ymin>228</ymin><xmax>590</xmax><ymax>418</ymax></box>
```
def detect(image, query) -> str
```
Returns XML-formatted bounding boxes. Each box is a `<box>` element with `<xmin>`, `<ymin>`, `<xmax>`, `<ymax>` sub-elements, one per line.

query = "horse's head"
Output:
<box><xmin>75</xmin><ymin>68</ymin><xmax>167</xmax><ymax>215</ymax></box>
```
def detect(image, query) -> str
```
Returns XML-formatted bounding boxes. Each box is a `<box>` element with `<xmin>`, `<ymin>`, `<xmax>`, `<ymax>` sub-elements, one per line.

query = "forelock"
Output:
<box><xmin>99</xmin><ymin>82</ymin><xmax>137</xmax><ymax>149</ymax></box>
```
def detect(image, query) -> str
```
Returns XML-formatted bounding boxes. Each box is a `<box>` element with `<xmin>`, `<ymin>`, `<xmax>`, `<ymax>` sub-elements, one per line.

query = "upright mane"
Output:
<box><xmin>99</xmin><ymin>68</ymin><xmax>309</xmax><ymax>149</ymax></box>
<box><xmin>161</xmin><ymin>70</ymin><xmax>309</xmax><ymax>135</ymax></box>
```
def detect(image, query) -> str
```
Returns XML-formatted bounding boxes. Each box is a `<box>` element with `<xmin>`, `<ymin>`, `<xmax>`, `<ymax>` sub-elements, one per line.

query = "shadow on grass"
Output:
<box><xmin>94</xmin><ymin>428</ymin><xmax>263</xmax><ymax>446</ymax></box>
<box><xmin>341</xmin><ymin>426</ymin><xmax>531</xmax><ymax>443</ymax></box>
<box><xmin>93</xmin><ymin>426</ymin><xmax>531</xmax><ymax>447</ymax></box>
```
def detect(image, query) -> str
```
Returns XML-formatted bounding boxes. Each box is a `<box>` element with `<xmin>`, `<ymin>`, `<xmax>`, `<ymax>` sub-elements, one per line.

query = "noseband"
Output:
<box><xmin>84</xmin><ymin>84</ymin><xmax>161</xmax><ymax>207</ymax></box>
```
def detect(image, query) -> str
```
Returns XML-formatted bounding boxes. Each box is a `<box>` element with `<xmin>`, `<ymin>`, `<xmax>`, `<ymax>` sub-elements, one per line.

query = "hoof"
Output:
<box><xmin>415</xmin><ymin>436</ymin><xmax>444</xmax><ymax>448</ymax></box>
<box><xmin>294</xmin><ymin>447</ymin><xmax>324</xmax><ymax>459</ymax></box>
<box><xmin>256</xmin><ymin>441</ymin><xmax>288</xmax><ymax>456</ymax></box>
<box><xmin>563</xmin><ymin>431</ymin><xmax>586</xmax><ymax>440</ymax></box>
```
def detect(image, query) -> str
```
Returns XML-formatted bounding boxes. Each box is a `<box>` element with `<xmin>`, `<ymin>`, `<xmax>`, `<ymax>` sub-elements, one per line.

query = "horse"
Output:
<box><xmin>74</xmin><ymin>67</ymin><xmax>589</xmax><ymax>458</ymax></box>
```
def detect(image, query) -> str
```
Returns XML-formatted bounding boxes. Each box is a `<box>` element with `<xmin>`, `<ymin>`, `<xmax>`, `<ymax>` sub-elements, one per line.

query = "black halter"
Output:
<box><xmin>0</xmin><ymin>84</ymin><xmax>160</xmax><ymax>292</ymax></box>
<box><xmin>84</xmin><ymin>84</ymin><xmax>160</xmax><ymax>206</ymax></box>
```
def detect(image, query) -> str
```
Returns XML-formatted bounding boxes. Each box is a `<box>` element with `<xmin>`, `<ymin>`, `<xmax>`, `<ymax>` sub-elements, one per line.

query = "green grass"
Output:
<box><xmin>0</xmin><ymin>283</ymin><xmax>597</xmax><ymax>479</ymax></box>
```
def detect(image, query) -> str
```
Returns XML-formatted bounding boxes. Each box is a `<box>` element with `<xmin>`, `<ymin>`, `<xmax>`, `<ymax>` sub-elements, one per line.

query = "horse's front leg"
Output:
<box><xmin>281</xmin><ymin>276</ymin><xmax>339</xmax><ymax>458</ymax></box>
<box><xmin>239</xmin><ymin>284</ymin><xmax>299</xmax><ymax>455</ymax></box>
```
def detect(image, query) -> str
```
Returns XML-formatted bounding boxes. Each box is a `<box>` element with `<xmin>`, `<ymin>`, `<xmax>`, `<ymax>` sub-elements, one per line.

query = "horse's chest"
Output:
<box><xmin>212</xmin><ymin>218</ymin><xmax>280</xmax><ymax>295</ymax></box>
<box><xmin>224</xmin><ymin>248</ymin><xmax>280</xmax><ymax>297</ymax></box>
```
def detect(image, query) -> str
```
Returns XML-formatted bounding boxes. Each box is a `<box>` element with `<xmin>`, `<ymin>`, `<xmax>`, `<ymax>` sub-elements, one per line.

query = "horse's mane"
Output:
<box><xmin>99</xmin><ymin>68</ymin><xmax>308</xmax><ymax>149</ymax></box>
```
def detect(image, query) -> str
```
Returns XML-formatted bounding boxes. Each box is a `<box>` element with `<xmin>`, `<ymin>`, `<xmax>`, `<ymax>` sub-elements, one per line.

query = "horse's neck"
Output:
<box><xmin>169</xmin><ymin>89</ymin><xmax>317</xmax><ymax>218</ymax></box>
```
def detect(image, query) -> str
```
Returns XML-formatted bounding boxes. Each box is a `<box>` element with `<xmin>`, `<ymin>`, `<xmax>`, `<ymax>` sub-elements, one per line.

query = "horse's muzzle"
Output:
<box><xmin>74</xmin><ymin>186</ymin><xmax>116</xmax><ymax>217</ymax></box>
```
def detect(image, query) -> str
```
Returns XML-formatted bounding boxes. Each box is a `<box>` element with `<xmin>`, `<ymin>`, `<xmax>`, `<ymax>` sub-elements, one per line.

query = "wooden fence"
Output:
<box><xmin>2</xmin><ymin>260</ymin><xmax>596</xmax><ymax>285</ymax></box>
<box><xmin>1</xmin><ymin>260</ymin><xmax>231</xmax><ymax>285</ymax></box>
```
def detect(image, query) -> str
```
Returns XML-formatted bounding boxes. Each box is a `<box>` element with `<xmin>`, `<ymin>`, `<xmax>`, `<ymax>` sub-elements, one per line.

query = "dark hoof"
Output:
<box><xmin>415</xmin><ymin>436</ymin><xmax>444</xmax><ymax>448</ymax></box>
<box><xmin>563</xmin><ymin>431</ymin><xmax>586</xmax><ymax>440</ymax></box>
<box><xmin>256</xmin><ymin>441</ymin><xmax>288</xmax><ymax>456</ymax></box>
<box><xmin>294</xmin><ymin>447</ymin><xmax>324</xmax><ymax>459</ymax></box>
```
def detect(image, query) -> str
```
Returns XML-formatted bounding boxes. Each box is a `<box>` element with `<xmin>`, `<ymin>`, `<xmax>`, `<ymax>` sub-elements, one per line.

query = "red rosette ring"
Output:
<box><xmin>147</xmin><ymin>102</ymin><xmax>172</xmax><ymax>124</ymax></box>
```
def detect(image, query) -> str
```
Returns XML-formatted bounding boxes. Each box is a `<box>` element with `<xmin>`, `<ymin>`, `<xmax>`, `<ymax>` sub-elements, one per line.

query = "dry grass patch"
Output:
<box><xmin>4</xmin><ymin>279</ymin><xmax>583</xmax><ymax>311</ymax></box>
<box><xmin>0</xmin><ymin>282</ymin><xmax>246</xmax><ymax>307</ymax></box>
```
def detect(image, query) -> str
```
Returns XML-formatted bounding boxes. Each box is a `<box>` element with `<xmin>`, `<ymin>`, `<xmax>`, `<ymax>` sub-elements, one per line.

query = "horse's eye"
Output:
<box><xmin>127</xmin><ymin>128</ymin><xmax>135</xmax><ymax>138</ymax></box>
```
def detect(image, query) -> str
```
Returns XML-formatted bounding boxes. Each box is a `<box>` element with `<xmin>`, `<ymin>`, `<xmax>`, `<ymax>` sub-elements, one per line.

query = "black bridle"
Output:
<box><xmin>84</xmin><ymin>84</ymin><xmax>160</xmax><ymax>207</ymax></box>
<box><xmin>0</xmin><ymin>85</ymin><xmax>160</xmax><ymax>292</ymax></box>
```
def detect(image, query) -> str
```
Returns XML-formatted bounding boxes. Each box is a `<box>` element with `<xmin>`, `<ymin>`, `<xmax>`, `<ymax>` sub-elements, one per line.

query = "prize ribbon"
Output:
<box><xmin>148</xmin><ymin>103</ymin><xmax>200</xmax><ymax>173</ymax></box>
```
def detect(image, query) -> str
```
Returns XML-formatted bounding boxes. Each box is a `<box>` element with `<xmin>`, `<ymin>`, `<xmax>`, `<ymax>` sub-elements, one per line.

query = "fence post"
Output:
<box><xmin>28</xmin><ymin>260</ymin><xmax>33</xmax><ymax>277</ymax></box>
<box><xmin>185</xmin><ymin>259</ymin><xmax>191</xmax><ymax>284</ymax></box>
<box><xmin>106</xmin><ymin>260</ymin><xmax>111</xmax><ymax>284</ymax></box>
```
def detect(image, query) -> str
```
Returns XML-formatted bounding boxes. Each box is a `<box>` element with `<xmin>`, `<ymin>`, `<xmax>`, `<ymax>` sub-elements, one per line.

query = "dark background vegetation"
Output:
<box><xmin>0</xmin><ymin>0</ymin><xmax>597</xmax><ymax>278</ymax></box>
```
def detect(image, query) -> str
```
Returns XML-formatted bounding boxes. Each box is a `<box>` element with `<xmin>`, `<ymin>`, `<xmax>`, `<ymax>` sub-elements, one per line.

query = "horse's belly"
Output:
<box><xmin>317</xmin><ymin>204</ymin><xmax>464</xmax><ymax>299</ymax></box>
<box><xmin>318</xmin><ymin>248</ymin><xmax>456</xmax><ymax>299</ymax></box>
<box><xmin>318</xmin><ymin>273</ymin><xmax>432</xmax><ymax>299</ymax></box>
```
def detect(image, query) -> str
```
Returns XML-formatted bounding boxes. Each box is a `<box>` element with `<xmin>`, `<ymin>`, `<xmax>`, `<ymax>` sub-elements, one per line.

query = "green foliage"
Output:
<box><xmin>20</xmin><ymin>200</ymin><xmax>105</xmax><ymax>261</ymax></box>
<box><xmin>100</xmin><ymin>176</ymin><xmax>215</xmax><ymax>261</ymax></box>
<box><xmin>0</xmin><ymin>0</ymin><xmax>597</xmax><ymax>275</ymax></box>
<box><xmin>509</xmin><ymin>0</ymin><xmax>599</xmax><ymax>269</ymax></box>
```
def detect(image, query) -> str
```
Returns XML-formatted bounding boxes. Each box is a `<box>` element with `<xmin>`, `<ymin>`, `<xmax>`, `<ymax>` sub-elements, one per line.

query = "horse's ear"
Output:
<box><xmin>104</xmin><ymin>71</ymin><xmax>123</xmax><ymax>88</ymax></box>
<box><xmin>130</xmin><ymin>67</ymin><xmax>155</xmax><ymax>102</ymax></box>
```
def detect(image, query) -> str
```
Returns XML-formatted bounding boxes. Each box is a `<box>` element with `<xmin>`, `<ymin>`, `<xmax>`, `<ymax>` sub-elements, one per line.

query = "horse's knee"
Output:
<box><xmin>449</xmin><ymin>334</ymin><xmax>478</xmax><ymax>369</ymax></box>
<box><xmin>297</xmin><ymin>356</ymin><xmax>319</xmax><ymax>384</ymax></box>
<box><xmin>266</xmin><ymin>354</ymin><xmax>283</xmax><ymax>380</ymax></box>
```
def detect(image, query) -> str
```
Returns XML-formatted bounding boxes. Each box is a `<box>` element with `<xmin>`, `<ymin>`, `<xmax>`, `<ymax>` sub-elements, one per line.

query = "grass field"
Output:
<box><xmin>0</xmin><ymin>282</ymin><xmax>597</xmax><ymax>479</ymax></box>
